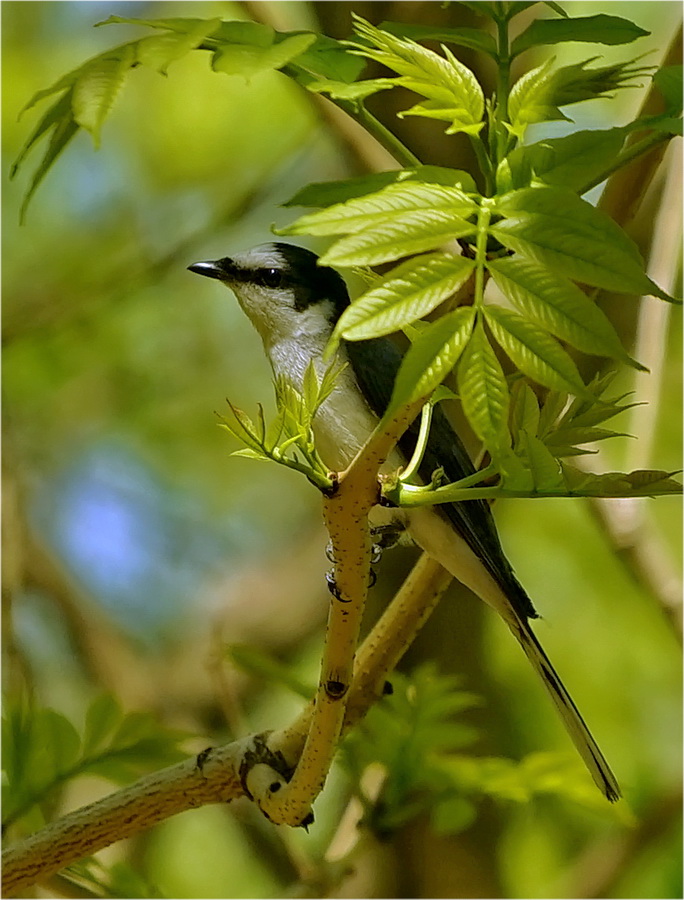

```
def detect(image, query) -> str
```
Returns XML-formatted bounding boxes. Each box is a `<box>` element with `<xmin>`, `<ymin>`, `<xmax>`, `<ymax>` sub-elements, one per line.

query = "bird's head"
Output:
<box><xmin>188</xmin><ymin>243</ymin><xmax>350</xmax><ymax>346</ymax></box>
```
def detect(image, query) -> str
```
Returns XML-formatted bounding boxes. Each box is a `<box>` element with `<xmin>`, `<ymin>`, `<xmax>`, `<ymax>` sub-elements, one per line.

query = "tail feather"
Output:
<box><xmin>510</xmin><ymin>616</ymin><xmax>621</xmax><ymax>802</ymax></box>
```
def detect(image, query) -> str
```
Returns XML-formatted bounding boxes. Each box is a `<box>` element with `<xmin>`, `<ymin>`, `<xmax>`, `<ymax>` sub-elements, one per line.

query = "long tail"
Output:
<box><xmin>508</xmin><ymin>615</ymin><xmax>621</xmax><ymax>802</ymax></box>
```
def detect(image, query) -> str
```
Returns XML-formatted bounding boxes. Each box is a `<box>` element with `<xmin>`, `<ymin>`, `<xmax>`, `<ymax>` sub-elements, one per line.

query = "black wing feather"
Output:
<box><xmin>345</xmin><ymin>336</ymin><xmax>537</xmax><ymax>621</ymax></box>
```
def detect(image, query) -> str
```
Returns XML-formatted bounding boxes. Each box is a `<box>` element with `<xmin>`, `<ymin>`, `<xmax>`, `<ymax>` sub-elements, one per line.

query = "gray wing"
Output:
<box><xmin>345</xmin><ymin>336</ymin><xmax>537</xmax><ymax>621</ymax></box>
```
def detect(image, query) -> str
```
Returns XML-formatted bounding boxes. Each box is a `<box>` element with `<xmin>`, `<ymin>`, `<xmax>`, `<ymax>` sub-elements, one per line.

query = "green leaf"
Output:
<box><xmin>306</xmin><ymin>78</ymin><xmax>396</xmax><ymax>101</ymax></box>
<box><xmin>227</xmin><ymin>645</ymin><xmax>315</xmax><ymax>698</ymax></box>
<box><xmin>457</xmin><ymin>319</ymin><xmax>510</xmax><ymax>455</ymax></box>
<box><xmin>336</xmin><ymin>253</ymin><xmax>476</xmax><ymax>341</ymax></box>
<box><xmin>510</xmin><ymin>380</ymin><xmax>540</xmax><ymax>441</ymax></box>
<box><xmin>283</xmin><ymin>166</ymin><xmax>477</xmax><ymax>208</ymax></box>
<box><xmin>283</xmin><ymin>180</ymin><xmax>478</xmax><ymax>237</ymax></box>
<box><xmin>517</xmin><ymin>430</ymin><xmax>565</xmax><ymax>491</ymax></box>
<box><xmin>212</xmin><ymin>32</ymin><xmax>316</xmax><ymax>78</ymax></box>
<box><xmin>136</xmin><ymin>18</ymin><xmax>222</xmax><ymax>73</ymax></box>
<box><xmin>499</xmin><ymin>127</ymin><xmax>627</xmax><ymax>192</ymax></box>
<box><xmin>486</xmin><ymin>256</ymin><xmax>644</xmax><ymax>368</ymax></box>
<box><xmin>562</xmin><ymin>466</ymin><xmax>682</xmax><ymax>497</ymax></box>
<box><xmin>654</xmin><ymin>65</ymin><xmax>683</xmax><ymax>114</ymax></box>
<box><xmin>36</xmin><ymin>710</ymin><xmax>81</xmax><ymax>776</ymax></box>
<box><xmin>82</xmin><ymin>695</ymin><xmax>123</xmax><ymax>756</ymax></box>
<box><xmin>321</xmin><ymin>213</ymin><xmax>476</xmax><ymax>268</ymax></box>
<box><xmin>490</xmin><ymin>186</ymin><xmax>674</xmax><ymax>301</ymax></box>
<box><xmin>11</xmin><ymin>90</ymin><xmax>74</xmax><ymax>179</ymax></box>
<box><xmin>379</xmin><ymin>21</ymin><xmax>498</xmax><ymax>57</ymax></box>
<box><xmin>18</xmin><ymin>95</ymin><xmax>79</xmax><ymax>223</ymax></box>
<box><xmin>72</xmin><ymin>46</ymin><xmax>136</xmax><ymax>147</ymax></box>
<box><xmin>484</xmin><ymin>305</ymin><xmax>589</xmax><ymax>396</ymax></box>
<box><xmin>389</xmin><ymin>307</ymin><xmax>475</xmax><ymax>412</ymax></box>
<box><xmin>431</xmin><ymin>795</ymin><xmax>477</xmax><ymax>835</ymax></box>
<box><xmin>288</xmin><ymin>34</ymin><xmax>366</xmax><ymax>83</ymax></box>
<box><xmin>512</xmin><ymin>14</ymin><xmax>649</xmax><ymax>58</ymax></box>
<box><xmin>350</xmin><ymin>16</ymin><xmax>484</xmax><ymax>136</ymax></box>
<box><xmin>508</xmin><ymin>57</ymin><xmax>571</xmax><ymax>133</ymax></box>
<box><xmin>508</xmin><ymin>56</ymin><xmax>653</xmax><ymax>136</ymax></box>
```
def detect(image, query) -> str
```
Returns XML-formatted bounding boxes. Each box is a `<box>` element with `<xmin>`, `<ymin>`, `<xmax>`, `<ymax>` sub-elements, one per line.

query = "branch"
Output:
<box><xmin>243</xmin><ymin>397</ymin><xmax>428</xmax><ymax>826</ymax></box>
<box><xmin>2</xmin><ymin>545</ymin><xmax>451</xmax><ymax>897</ymax></box>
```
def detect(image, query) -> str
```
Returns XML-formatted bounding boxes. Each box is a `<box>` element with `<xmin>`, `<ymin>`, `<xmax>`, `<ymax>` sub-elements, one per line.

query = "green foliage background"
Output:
<box><xmin>3</xmin><ymin>2</ymin><xmax>681</xmax><ymax>898</ymax></box>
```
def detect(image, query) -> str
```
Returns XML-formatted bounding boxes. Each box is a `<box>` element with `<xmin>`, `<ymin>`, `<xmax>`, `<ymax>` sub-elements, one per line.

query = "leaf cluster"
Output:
<box><xmin>12</xmin><ymin>4</ymin><xmax>682</xmax><ymax>502</ymax></box>
<box><xmin>341</xmin><ymin>664</ymin><xmax>613</xmax><ymax>838</ymax></box>
<box><xmin>2</xmin><ymin>694</ymin><xmax>190</xmax><ymax>834</ymax></box>
<box><xmin>11</xmin><ymin>16</ymin><xmax>363</xmax><ymax>221</ymax></box>
<box><xmin>218</xmin><ymin>359</ymin><xmax>343</xmax><ymax>489</ymax></box>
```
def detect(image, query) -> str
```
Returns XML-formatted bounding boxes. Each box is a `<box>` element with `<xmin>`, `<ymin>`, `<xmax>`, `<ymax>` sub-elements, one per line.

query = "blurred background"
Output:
<box><xmin>3</xmin><ymin>2</ymin><xmax>682</xmax><ymax>897</ymax></box>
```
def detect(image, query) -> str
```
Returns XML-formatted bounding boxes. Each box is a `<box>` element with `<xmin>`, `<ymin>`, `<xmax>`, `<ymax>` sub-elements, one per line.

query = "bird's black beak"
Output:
<box><xmin>187</xmin><ymin>260</ymin><xmax>227</xmax><ymax>281</ymax></box>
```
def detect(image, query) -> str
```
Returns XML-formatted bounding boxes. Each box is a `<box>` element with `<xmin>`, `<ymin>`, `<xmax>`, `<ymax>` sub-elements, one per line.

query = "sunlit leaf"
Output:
<box><xmin>136</xmin><ymin>18</ymin><xmax>222</xmax><ymax>73</ymax></box>
<box><xmin>457</xmin><ymin>319</ymin><xmax>511</xmax><ymax>455</ymax></box>
<box><xmin>306</xmin><ymin>77</ymin><xmax>397</xmax><ymax>101</ymax></box>
<box><xmin>72</xmin><ymin>46</ymin><xmax>136</xmax><ymax>147</ymax></box>
<box><xmin>484</xmin><ymin>304</ymin><xmax>589</xmax><ymax>396</ymax></box>
<box><xmin>349</xmin><ymin>16</ymin><xmax>484</xmax><ymax>136</ymax></box>
<box><xmin>380</xmin><ymin>21</ymin><xmax>497</xmax><ymax>56</ymax></box>
<box><xmin>486</xmin><ymin>256</ymin><xmax>644</xmax><ymax>368</ymax></box>
<box><xmin>212</xmin><ymin>32</ymin><xmax>316</xmax><ymax>79</ymax></box>
<box><xmin>389</xmin><ymin>307</ymin><xmax>475</xmax><ymax>412</ymax></box>
<box><xmin>336</xmin><ymin>253</ymin><xmax>475</xmax><ymax>341</ymax></box>
<box><xmin>282</xmin><ymin>181</ymin><xmax>478</xmax><ymax>236</ymax></box>
<box><xmin>321</xmin><ymin>213</ymin><xmax>476</xmax><ymax>267</ymax></box>
<box><xmin>490</xmin><ymin>186</ymin><xmax>675</xmax><ymax>301</ymax></box>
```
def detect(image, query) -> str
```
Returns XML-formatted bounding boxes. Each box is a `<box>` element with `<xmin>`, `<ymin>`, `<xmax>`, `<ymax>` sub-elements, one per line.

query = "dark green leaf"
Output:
<box><xmin>486</xmin><ymin>256</ymin><xmax>644</xmax><ymax>368</ymax></box>
<box><xmin>336</xmin><ymin>253</ymin><xmax>475</xmax><ymax>341</ymax></box>
<box><xmin>19</xmin><ymin>100</ymin><xmax>79</xmax><ymax>223</ymax></box>
<box><xmin>512</xmin><ymin>15</ymin><xmax>649</xmax><ymax>58</ymax></box>
<box><xmin>11</xmin><ymin>90</ymin><xmax>73</xmax><ymax>179</ymax></box>
<box><xmin>389</xmin><ymin>307</ymin><xmax>475</xmax><ymax>412</ymax></box>
<box><xmin>227</xmin><ymin>645</ymin><xmax>315</xmax><ymax>698</ymax></box>
<box><xmin>82</xmin><ymin>695</ymin><xmax>123</xmax><ymax>756</ymax></box>
<box><xmin>499</xmin><ymin>127</ymin><xmax>627</xmax><ymax>192</ymax></box>
<box><xmin>653</xmin><ymin>65</ymin><xmax>683</xmax><ymax>114</ymax></box>
<box><xmin>562</xmin><ymin>466</ymin><xmax>682</xmax><ymax>497</ymax></box>
<box><xmin>37</xmin><ymin>710</ymin><xmax>81</xmax><ymax>776</ymax></box>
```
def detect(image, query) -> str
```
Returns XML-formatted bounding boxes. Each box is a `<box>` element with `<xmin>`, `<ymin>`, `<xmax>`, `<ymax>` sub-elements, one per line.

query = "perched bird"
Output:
<box><xmin>188</xmin><ymin>242</ymin><xmax>620</xmax><ymax>801</ymax></box>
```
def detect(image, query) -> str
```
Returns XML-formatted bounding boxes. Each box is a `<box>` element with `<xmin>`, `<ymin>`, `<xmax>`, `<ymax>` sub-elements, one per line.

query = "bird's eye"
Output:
<box><xmin>258</xmin><ymin>268</ymin><xmax>283</xmax><ymax>289</ymax></box>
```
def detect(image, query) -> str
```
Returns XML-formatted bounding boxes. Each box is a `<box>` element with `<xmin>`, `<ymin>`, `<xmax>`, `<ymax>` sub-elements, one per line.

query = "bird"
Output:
<box><xmin>188</xmin><ymin>241</ymin><xmax>620</xmax><ymax>802</ymax></box>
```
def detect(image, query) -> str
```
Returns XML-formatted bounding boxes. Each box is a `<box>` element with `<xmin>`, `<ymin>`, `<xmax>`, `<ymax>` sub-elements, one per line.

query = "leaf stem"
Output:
<box><xmin>399</xmin><ymin>401</ymin><xmax>434</xmax><ymax>484</ymax></box>
<box><xmin>579</xmin><ymin>129</ymin><xmax>672</xmax><ymax>196</ymax></box>
<box><xmin>493</xmin><ymin>16</ymin><xmax>512</xmax><ymax>165</ymax></box>
<box><xmin>353</xmin><ymin>103</ymin><xmax>422</xmax><ymax>168</ymax></box>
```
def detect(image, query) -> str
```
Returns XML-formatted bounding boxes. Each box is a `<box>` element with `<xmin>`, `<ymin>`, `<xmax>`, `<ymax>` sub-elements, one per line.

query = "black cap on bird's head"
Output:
<box><xmin>188</xmin><ymin>243</ymin><xmax>350</xmax><ymax>326</ymax></box>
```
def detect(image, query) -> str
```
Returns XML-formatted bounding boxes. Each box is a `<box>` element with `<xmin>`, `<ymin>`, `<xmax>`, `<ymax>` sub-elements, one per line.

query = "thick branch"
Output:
<box><xmin>2</xmin><ymin>543</ymin><xmax>451</xmax><ymax>897</ymax></box>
